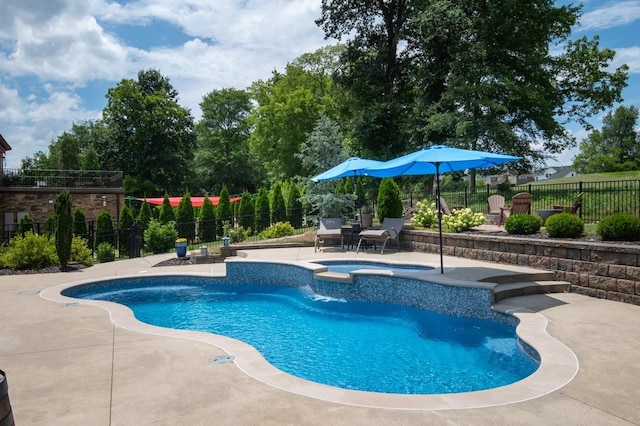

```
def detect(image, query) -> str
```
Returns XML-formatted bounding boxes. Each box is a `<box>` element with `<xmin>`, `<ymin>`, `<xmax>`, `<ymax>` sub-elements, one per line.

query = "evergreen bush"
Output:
<box><xmin>118</xmin><ymin>205</ymin><xmax>135</xmax><ymax>255</ymax></box>
<box><xmin>286</xmin><ymin>184</ymin><xmax>303</xmax><ymax>228</ymax></box>
<box><xmin>176</xmin><ymin>193</ymin><xmax>196</xmax><ymax>242</ymax></box>
<box><xmin>54</xmin><ymin>190</ymin><xmax>73</xmax><ymax>268</ymax></box>
<box><xmin>271</xmin><ymin>182</ymin><xmax>286</xmax><ymax>224</ymax></box>
<box><xmin>71</xmin><ymin>236</ymin><xmax>93</xmax><ymax>266</ymax></box>
<box><xmin>73</xmin><ymin>208</ymin><xmax>88</xmax><ymax>237</ymax></box>
<box><xmin>159</xmin><ymin>193</ymin><xmax>176</xmax><ymax>224</ymax></box>
<box><xmin>545</xmin><ymin>212</ymin><xmax>584</xmax><ymax>238</ymax></box>
<box><xmin>198</xmin><ymin>195</ymin><xmax>217</xmax><ymax>243</ymax></box>
<box><xmin>238</xmin><ymin>191</ymin><xmax>254</xmax><ymax>231</ymax></box>
<box><xmin>138</xmin><ymin>200</ymin><xmax>152</xmax><ymax>230</ymax></box>
<box><xmin>95</xmin><ymin>209</ymin><xmax>115</xmax><ymax>248</ymax></box>
<box><xmin>17</xmin><ymin>215</ymin><xmax>34</xmax><ymax>236</ymax></box>
<box><xmin>143</xmin><ymin>220</ymin><xmax>178</xmax><ymax>254</ymax></box>
<box><xmin>255</xmin><ymin>188</ymin><xmax>270</xmax><ymax>233</ymax></box>
<box><xmin>217</xmin><ymin>184</ymin><xmax>233</xmax><ymax>238</ymax></box>
<box><xmin>376</xmin><ymin>178</ymin><xmax>403</xmax><ymax>221</ymax></box>
<box><xmin>505</xmin><ymin>214</ymin><xmax>543</xmax><ymax>235</ymax></box>
<box><xmin>43</xmin><ymin>215</ymin><xmax>56</xmax><ymax>237</ymax></box>
<box><xmin>597</xmin><ymin>213</ymin><xmax>640</xmax><ymax>241</ymax></box>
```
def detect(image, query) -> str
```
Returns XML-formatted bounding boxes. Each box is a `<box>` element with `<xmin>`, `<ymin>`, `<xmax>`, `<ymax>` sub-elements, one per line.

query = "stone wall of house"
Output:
<box><xmin>401</xmin><ymin>230</ymin><xmax>640</xmax><ymax>306</ymax></box>
<box><xmin>0</xmin><ymin>189</ymin><xmax>124</xmax><ymax>241</ymax></box>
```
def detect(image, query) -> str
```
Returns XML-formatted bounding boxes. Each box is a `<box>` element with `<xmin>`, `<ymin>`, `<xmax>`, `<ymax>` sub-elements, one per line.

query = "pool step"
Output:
<box><xmin>493</xmin><ymin>280</ymin><xmax>570</xmax><ymax>302</ymax></box>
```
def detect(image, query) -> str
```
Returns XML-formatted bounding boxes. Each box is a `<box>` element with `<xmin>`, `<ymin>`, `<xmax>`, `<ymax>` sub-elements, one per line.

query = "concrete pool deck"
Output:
<box><xmin>1</xmin><ymin>247</ymin><xmax>639</xmax><ymax>425</ymax></box>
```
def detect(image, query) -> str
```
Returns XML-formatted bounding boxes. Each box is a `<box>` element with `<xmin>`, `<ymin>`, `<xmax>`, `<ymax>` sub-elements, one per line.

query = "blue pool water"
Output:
<box><xmin>317</xmin><ymin>260</ymin><xmax>433</xmax><ymax>274</ymax></box>
<box><xmin>67</xmin><ymin>280</ymin><xmax>539</xmax><ymax>394</ymax></box>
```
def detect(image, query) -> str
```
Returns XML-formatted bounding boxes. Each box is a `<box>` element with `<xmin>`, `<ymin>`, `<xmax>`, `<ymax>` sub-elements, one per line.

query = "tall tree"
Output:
<box><xmin>195</xmin><ymin>88</ymin><xmax>258</xmax><ymax>194</ymax></box>
<box><xmin>102</xmin><ymin>69</ymin><xmax>196</xmax><ymax>195</ymax></box>
<box><xmin>316</xmin><ymin>0</ymin><xmax>417</xmax><ymax>159</ymax></box>
<box><xmin>573</xmin><ymin>106</ymin><xmax>640</xmax><ymax>173</ymax></box>
<box><xmin>249</xmin><ymin>46</ymin><xmax>343</xmax><ymax>182</ymax></box>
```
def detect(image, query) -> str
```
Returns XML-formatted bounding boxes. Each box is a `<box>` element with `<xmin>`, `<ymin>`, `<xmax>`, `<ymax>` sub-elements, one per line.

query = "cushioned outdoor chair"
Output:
<box><xmin>314</xmin><ymin>218</ymin><xmax>344</xmax><ymax>252</ymax></box>
<box><xmin>552</xmin><ymin>192</ymin><xmax>583</xmax><ymax>215</ymax></box>
<box><xmin>355</xmin><ymin>217</ymin><xmax>404</xmax><ymax>254</ymax></box>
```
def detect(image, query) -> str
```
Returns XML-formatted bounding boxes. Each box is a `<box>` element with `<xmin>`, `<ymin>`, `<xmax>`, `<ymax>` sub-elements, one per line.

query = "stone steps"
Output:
<box><xmin>493</xmin><ymin>280</ymin><xmax>570</xmax><ymax>302</ymax></box>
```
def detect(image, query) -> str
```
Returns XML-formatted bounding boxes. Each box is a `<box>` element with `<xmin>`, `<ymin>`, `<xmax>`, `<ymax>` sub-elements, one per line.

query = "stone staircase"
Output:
<box><xmin>476</xmin><ymin>271</ymin><xmax>571</xmax><ymax>302</ymax></box>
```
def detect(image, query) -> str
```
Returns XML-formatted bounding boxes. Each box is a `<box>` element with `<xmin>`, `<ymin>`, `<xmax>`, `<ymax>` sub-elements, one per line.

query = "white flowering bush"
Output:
<box><xmin>442</xmin><ymin>208</ymin><xmax>485</xmax><ymax>232</ymax></box>
<box><xmin>411</xmin><ymin>199</ymin><xmax>438</xmax><ymax>227</ymax></box>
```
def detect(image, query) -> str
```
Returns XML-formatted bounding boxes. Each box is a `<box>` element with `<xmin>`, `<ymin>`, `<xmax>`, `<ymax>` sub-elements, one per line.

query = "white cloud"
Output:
<box><xmin>578</xmin><ymin>1</ymin><xmax>640</xmax><ymax>31</ymax></box>
<box><xmin>612</xmin><ymin>46</ymin><xmax>640</xmax><ymax>73</ymax></box>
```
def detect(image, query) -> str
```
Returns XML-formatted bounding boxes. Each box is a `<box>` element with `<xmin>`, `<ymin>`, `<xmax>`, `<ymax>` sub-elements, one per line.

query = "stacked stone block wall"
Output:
<box><xmin>402</xmin><ymin>230</ymin><xmax>640</xmax><ymax>306</ymax></box>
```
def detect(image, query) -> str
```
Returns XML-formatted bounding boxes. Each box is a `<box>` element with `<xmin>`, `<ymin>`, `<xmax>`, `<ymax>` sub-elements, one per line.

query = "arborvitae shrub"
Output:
<box><xmin>287</xmin><ymin>184</ymin><xmax>303</xmax><ymax>228</ymax></box>
<box><xmin>271</xmin><ymin>182</ymin><xmax>286</xmax><ymax>224</ymax></box>
<box><xmin>176</xmin><ymin>193</ymin><xmax>196</xmax><ymax>242</ymax></box>
<box><xmin>118</xmin><ymin>205</ymin><xmax>135</xmax><ymax>254</ymax></box>
<box><xmin>95</xmin><ymin>209</ymin><xmax>115</xmax><ymax>248</ymax></box>
<box><xmin>597</xmin><ymin>213</ymin><xmax>640</xmax><ymax>241</ymax></box>
<box><xmin>54</xmin><ymin>190</ymin><xmax>73</xmax><ymax>268</ymax></box>
<box><xmin>376</xmin><ymin>178</ymin><xmax>403</xmax><ymax>221</ymax></box>
<box><xmin>73</xmin><ymin>208</ymin><xmax>88</xmax><ymax>237</ymax></box>
<box><xmin>545</xmin><ymin>212</ymin><xmax>584</xmax><ymax>238</ymax></box>
<box><xmin>159</xmin><ymin>193</ymin><xmax>176</xmax><ymax>224</ymax></box>
<box><xmin>138</xmin><ymin>200</ymin><xmax>152</xmax><ymax>230</ymax></box>
<box><xmin>505</xmin><ymin>214</ymin><xmax>543</xmax><ymax>235</ymax></box>
<box><xmin>198</xmin><ymin>196</ymin><xmax>217</xmax><ymax>243</ymax></box>
<box><xmin>217</xmin><ymin>185</ymin><xmax>233</xmax><ymax>238</ymax></box>
<box><xmin>17</xmin><ymin>215</ymin><xmax>34</xmax><ymax>236</ymax></box>
<box><xmin>255</xmin><ymin>188</ymin><xmax>270</xmax><ymax>233</ymax></box>
<box><xmin>238</xmin><ymin>191</ymin><xmax>254</xmax><ymax>231</ymax></box>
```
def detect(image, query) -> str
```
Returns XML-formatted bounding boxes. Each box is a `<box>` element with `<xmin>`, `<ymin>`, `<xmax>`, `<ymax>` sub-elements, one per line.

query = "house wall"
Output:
<box><xmin>0</xmin><ymin>188</ymin><xmax>124</xmax><ymax>241</ymax></box>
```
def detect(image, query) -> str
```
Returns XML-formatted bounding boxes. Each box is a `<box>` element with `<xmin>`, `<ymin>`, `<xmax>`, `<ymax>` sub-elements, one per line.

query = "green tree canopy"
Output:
<box><xmin>573</xmin><ymin>105</ymin><xmax>640</xmax><ymax>173</ymax></box>
<box><xmin>194</xmin><ymin>88</ymin><xmax>260</xmax><ymax>194</ymax></box>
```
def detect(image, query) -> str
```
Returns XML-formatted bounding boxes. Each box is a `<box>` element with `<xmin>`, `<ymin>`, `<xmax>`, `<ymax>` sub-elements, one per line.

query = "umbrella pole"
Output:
<box><xmin>435</xmin><ymin>164</ymin><xmax>444</xmax><ymax>273</ymax></box>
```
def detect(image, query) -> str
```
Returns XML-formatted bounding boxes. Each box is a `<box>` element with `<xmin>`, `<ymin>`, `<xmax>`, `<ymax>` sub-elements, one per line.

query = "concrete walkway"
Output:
<box><xmin>1</xmin><ymin>247</ymin><xmax>639</xmax><ymax>425</ymax></box>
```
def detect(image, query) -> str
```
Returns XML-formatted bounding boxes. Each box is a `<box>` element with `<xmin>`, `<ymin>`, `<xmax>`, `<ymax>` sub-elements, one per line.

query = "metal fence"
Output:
<box><xmin>1</xmin><ymin>169</ymin><xmax>123</xmax><ymax>188</ymax></box>
<box><xmin>403</xmin><ymin>180</ymin><xmax>640</xmax><ymax>223</ymax></box>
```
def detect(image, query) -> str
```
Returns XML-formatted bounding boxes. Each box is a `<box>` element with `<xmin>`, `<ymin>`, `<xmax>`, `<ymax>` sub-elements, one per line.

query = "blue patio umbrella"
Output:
<box><xmin>364</xmin><ymin>145</ymin><xmax>521</xmax><ymax>273</ymax></box>
<box><xmin>310</xmin><ymin>157</ymin><xmax>384</xmax><ymax>182</ymax></box>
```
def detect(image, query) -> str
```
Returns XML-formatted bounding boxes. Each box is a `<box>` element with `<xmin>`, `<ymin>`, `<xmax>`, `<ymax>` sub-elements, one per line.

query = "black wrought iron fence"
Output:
<box><xmin>1</xmin><ymin>169</ymin><xmax>123</xmax><ymax>188</ymax></box>
<box><xmin>403</xmin><ymin>180</ymin><xmax>640</xmax><ymax>223</ymax></box>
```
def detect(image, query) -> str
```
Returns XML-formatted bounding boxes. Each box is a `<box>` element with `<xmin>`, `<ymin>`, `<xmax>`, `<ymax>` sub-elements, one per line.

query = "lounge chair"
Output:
<box><xmin>552</xmin><ymin>192</ymin><xmax>583</xmax><ymax>215</ymax></box>
<box><xmin>356</xmin><ymin>217</ymin><xmax>404</xmax><ymax>254</ymax></box>
<box><xmin>487</xmin><ymin>195</ymin><xmax>506</xmax><ymax>225</ymax></box>
<box><xmin>314</xmin><ymin>218</ymin><xmax>344</xmax><ymax>252</ymax></box>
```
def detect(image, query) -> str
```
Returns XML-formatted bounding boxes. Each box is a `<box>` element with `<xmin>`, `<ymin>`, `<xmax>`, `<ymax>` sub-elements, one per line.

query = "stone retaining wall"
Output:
<box><xmin>401</xmin><ymin>230</ymin><xmax>640</xmax><ymax>306</ymax></box>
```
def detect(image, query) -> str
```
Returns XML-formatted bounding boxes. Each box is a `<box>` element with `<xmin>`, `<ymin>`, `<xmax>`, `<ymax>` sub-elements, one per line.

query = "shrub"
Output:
<box><xmin>159</xmin><ymin>193</ymin><xmax>176</xmax><ymax>224</ymax></box>
<box><xmin>217</xmin><ymin>184</ymin><xmax>233</xmax><ymax>237</ymax></box>
<box><xmin>17</xmin><ymin>215</ymin><xmax>34</xmax><ymax>236</ymax></box>
<box><xmin>198</xmin><ymin>195</ymin><xmax>217</xmax><ymax>243</ymax></box>
<box><xmin>143</xmin><ymin>220</ymin><xmax>178</xmax><ymax>254</ymax></box>
<box><xmin>1</xmin><ymin>232</ymin><xmax>58</xmax><ymax>270</ymax></box>
<box><xmin>545</xmin><ymin>212</ymin><xmax>584</xmax><ymax>238</ymax></box>
<box><xmin>442</xmin><ymin>208</ymin><xmax>485</xmax><ymax>232</ymax></box>
<box><xmin>504</xmin><ymin>214</ymin><xmax>543</xmax><ymax>235</ymax></box>
<box><xmin>176</xmin><ymin>193</ymin><xmax>196</xmax><ymax>242</ymax></box>
<box><xmin>258</xmin><ymin>221</ymin><xmax>295</xmax><ymax>239</ymax></box>
<box><xmin>271</xmin><ymin>182</ymin><xmax>286</xmax><ymax>224</ymax></box>
<box><xmin>222</xmin><ymin>220</ymin><xmax>250</xmax><ymax>243</ymax></box>
<box><xmin>73</xmin><ymin>208</ymin><xmax>88</xmax><ymax>237</ymax></box>
<box><xmin>55</xmin><ymin>190</ymin><xmax>73</xmax><ymax>268</ymax></box>
<box><xmin>238</xmin><ymin>191</ymin><xmax>255</xmax><ymax>230</ymax></box>
<box><xmin>95</xmin><ymin>209</ymin><xmax>115</xmax><ymax>248</ymax></box>
<box><xmin>43</xmin><ymin>215</ymin><xmax>56</xmax><ymax>237</ymax></box>
<box><xmin>597</xmin><ymin>213</ymin><xmax>640</xmax><ymax>241</ymax></box>
<box><xmin>71</xmin><ymin>236</ymin><xmax>93</xmax><ymax>266</ymax></box>
<box><xmin>411</xmin><ymin>199</ymin><xmax>438</xmax><ymax>227</ymax></box>
<box><xmin>119</xmin><ymin>205</ymin><xmax>135</xmax><ymax>254</ymax></box>
<box><xmin>255</xmin><ymin>188</ymin><xmax>271</xmax><ymax>233</ymax></box>
<box><xmin>95</xmin><ymin>242</ymin><xmax>115</xmax><ymax>262</ymax></box>
<box><xmin>376</xmin><ymin>178</ymin><xmax>403</xmax><ymax>221</ymax></box>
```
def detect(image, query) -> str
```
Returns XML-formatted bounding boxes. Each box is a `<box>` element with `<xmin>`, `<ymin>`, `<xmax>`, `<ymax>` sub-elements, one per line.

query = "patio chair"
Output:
<box><xmin>438</xmin><ymin>196</ymin><xmax>452</xmax><ymax>215</ymax></box>
<box><xmin>552</xmin><ymin>192</ymin><xmax>583</xmax><ymax>215</ymax></box>
<box><xmin>356</xmin><ymin>217</ymin><xmax>404</xmax><ymax>254</ymax></box>
<box><xmin>314</xmin><ymin>218</ymin><xmax>344</xmax><ymax>252</ymax></box>
<box><xmin>509</xmin><ymin>192</ymin><xmax>533</xmax><ymax>215</ymax></box>
<box><xmin>487</xmin><ymin>195</ymin><xmax>506</xmax><ymax>225</ymax></box>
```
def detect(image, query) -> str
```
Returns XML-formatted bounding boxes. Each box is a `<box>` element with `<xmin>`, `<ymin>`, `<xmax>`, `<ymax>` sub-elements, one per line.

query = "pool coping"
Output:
<box><xmin>39</xmin><ymin>267</ymin><xmax>579</xmax><ymax>411</ymax></box>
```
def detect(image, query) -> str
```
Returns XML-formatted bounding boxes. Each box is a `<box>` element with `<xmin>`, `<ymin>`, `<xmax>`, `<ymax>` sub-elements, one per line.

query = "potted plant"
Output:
<box><xmin>359</xmin><ymin>206</ymin><xmax>373</xmax><ymax>229</ymax></box>
<box><xmin>175</xmin><ymin>238</ymin><xmax>188</xmax><ymax>258</ymax></box>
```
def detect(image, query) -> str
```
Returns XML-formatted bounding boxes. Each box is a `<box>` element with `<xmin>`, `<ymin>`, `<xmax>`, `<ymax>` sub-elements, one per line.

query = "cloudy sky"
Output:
<box><xmin>1</xmin><ymin>0</ymin><xmax>639</xmax><ymax>170</ymax></box>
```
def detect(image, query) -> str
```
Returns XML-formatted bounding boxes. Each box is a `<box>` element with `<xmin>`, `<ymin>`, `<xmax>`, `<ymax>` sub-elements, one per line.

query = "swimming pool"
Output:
<box><xmin>62</xmin><ymin>274</ymin><xmax>538</xmax><ymax>394</ymax></box>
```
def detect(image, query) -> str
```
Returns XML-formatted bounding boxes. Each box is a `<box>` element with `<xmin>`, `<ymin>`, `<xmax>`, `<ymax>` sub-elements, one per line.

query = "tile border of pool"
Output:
<box><xmin>39</xmin><ymin>268</ymin><xmax>579</xmax><ymax>411</ymax></box>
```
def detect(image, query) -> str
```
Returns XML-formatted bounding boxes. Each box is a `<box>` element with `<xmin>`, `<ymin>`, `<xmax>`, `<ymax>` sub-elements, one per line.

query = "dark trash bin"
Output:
<box><xmin>0</xmin><ymin>370</ymin><xmax>14</xmax><ymax>426</ymax></box>
<box><xmin>127</xmin><ymin>222</ymin><xmax>141</xmax><ymax>258</ymax></box>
